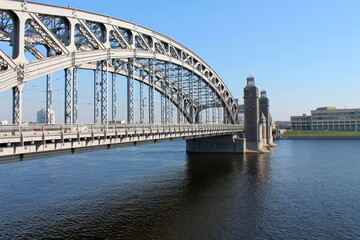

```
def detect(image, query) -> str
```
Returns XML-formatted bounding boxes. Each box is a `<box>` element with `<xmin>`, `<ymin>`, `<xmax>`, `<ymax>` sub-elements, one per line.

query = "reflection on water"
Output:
<box><xmin>0</xmin><ymin>140</ymin><xmax>359</xmax><ymax>239</ymax></box>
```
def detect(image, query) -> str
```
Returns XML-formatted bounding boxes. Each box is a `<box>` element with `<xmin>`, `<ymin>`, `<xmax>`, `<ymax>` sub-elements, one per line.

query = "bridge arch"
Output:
<box><xmin>0</xmin><ymin>0</ymin><xmax>238</xmax><ymax>124</ymax></box>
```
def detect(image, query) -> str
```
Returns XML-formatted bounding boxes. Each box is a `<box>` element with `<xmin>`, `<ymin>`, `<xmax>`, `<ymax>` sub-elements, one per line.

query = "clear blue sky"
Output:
<box><xmin>1</xmin><ymin>0</ymin><xmax>360</xmax><ymax>122</ymax></box>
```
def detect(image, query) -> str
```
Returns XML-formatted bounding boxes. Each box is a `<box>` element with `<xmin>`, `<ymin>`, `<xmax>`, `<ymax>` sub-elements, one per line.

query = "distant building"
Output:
<box><xmin>291</xmin><ymin>107</ymin><xmax>360</xmax><ymax>131</ymax></box>
<box><xmin>37</xmin><ymin>108</ymin><xmax>55</xmax><ymax>124</ymax></box>
<box><xmin>274</xmin><ymin>121</ymin><xmax>291</xmax><ymax>130</ymax></box>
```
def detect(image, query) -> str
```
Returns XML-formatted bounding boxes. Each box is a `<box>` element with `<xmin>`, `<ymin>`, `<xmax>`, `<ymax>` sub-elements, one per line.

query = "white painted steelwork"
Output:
<box><xmin>0</xmin><ymin>0</ymin><xmax>238</xmax><ymax>123</ymax></box>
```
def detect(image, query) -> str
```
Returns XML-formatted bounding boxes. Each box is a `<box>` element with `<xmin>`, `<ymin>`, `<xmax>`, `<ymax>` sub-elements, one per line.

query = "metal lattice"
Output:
<box><xmin>127</xmin><ymin>58</ymin><xmax>134</xmax><ymax>124</ymax></box>
<box><xmin>64</xmin><ymin>68</ymin><xmax>72</xmax><ymax>124</ymax></box>
<box><xmin>94</xmin><ymin>61</ymin><xmax>101</xmax><ymax>124</ymax></box>
<box><xmin>101</xmin><ymin>60</ymin><xmax>108</xmax><ymax>124</ymax></box>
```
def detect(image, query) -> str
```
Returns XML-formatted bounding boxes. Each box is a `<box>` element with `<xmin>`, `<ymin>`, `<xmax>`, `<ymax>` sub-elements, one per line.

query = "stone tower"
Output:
<box><xmin>259</xmin><ymin>90</ymin><xmax>276</xmax><ymax>146</ymax></box>
<box><xmin>259</xmin><ymin>90</ymin><xmax>270</xmax><ymax>144</ymax></box>
<box><xmin>243</xmin><ymin>75</ymin><xmax>260</xmax><ymax>151</ymax></box>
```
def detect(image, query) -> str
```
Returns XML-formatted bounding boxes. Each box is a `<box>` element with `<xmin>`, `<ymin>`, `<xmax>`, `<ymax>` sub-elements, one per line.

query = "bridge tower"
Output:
<box><xmin>259</xmin><ymin>90</ymin><xmax>276</xmax><ymax>146</ymax></box>
<box><xmin>243</xmin><ymin>75</ymin><xmax>268</xmax><ymax>152</ymax></box>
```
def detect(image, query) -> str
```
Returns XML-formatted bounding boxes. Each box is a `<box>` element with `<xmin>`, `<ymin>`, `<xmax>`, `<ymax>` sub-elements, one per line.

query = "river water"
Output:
<box><xmin>0</xmin><ymin>140</ymin><xmax>359</xmax><ymax>239</ymax></box>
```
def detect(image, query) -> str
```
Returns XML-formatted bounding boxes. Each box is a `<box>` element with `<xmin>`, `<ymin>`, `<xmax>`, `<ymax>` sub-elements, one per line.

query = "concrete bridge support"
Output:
<box><xmin>186</xmin><ymin>134</ymin><xmax>246</xmax><ymax>153</ymax></box>
<box><xmin>243</xmin><ymin>75</ymin><xmax>270</xmax><ymax>153</ymax></box>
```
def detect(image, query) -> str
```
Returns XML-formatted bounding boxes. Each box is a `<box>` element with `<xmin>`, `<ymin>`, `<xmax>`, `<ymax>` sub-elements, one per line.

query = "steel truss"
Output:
<box><xmin>127</xmin><ymin>58</ymin><xmax>134</xmax><ymax>124</ymax></box>
<box><xmin>64</xmin><ymin>67</ymin><xmax>73</xmax><ymax>124</ymax></box>
<box><xmin>0</xmin><ymin>1</ymin><xmax>239</xmax><ymax>125</ymax></box>
<box><xmin>101</xmin><ymin>60</ymin><xmax>108</xmax><ymax>124</ymax></box>
<box><xmin>111</xmin><ymin>63</ymin><xmax>116</xmax><ymax>123</ymax></box>
<box><xmin>94</xmin><ymin>61</ymin><xmax>101</xmax><ymax>124</ymax></box>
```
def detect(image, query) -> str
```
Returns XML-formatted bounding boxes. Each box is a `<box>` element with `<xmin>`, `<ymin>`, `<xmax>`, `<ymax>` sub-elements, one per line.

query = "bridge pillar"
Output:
<box><xmin>259</xmin><ymin>90</ymin><xmax>277</xmax><ymax>147</ymax></box>
<box><xmin>186</xmin><ymin>134</ymin><xmax>246</xmax><ymax>153</ymax></box>
<box><xmin>243</xmin><ymin>75</ymin><xmax>269</xmax><ymax>153</ymax></box>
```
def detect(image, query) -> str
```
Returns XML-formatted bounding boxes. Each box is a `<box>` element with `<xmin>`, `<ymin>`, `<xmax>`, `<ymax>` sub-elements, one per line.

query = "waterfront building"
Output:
<box><xmin>291</xmin><ymin>107</ymin><xmax>360</xmax><ymax>131</ymax></box>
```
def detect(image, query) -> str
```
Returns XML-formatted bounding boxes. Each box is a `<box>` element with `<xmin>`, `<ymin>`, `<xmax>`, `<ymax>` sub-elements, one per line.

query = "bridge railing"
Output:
<box><xmin>0</xmin><ymin>123</ymin><xmax>243</xmax><ymax>138</ymax></box>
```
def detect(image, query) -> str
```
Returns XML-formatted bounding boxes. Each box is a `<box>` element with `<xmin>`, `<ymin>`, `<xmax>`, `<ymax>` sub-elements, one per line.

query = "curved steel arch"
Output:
<box><xmin>0</xmin><ymin>0</ymin><xmax>238</xmax><ymax>123</ymax></box>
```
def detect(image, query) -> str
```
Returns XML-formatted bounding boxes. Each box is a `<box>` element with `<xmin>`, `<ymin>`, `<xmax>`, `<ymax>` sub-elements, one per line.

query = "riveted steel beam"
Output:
<box><xmin>127</xmin><ymin>58</ymin><xmax>134</xmax><ymax>124</ymax></box>
<box><xmin>139</xmin><ymin>69</ymin><xmax>144</xmax><ymax>123</ymax></box>
<box><xmin>148</xmin><ymin>59</ymin><xmax>155</xmax><ymax>124</ymax></box>
<box><xmin>100</xmin><ymin>60</ymin><xmax>108</xmax><ymax>124</ymax></box>
<box><xmin>12</xmin><ymin>85</ymin><xmax>23</xmax><ymax>124</ymax></box>
<box><xmin>64</xmin><ymin>68</ymin><xmax>73</xmax><ymax>124</ymax></box>
<box><xmin>73</xmin><ymin>66</ymin><xmax>78</xmax><ymax>123</ymax></box>
<box><xmin>111</xmin><ymin>69</ymin><xmax>116</xmax><ymax>123</ymax></box>
<box><xmin>46</xmin><ymin>73</ymin><xmax>52</xmax><ymax>123</ymax></box>
<box><xmin>94</xmin><ymin>61</ymin><xmax>101</xmax><ymax>124</ymax></box>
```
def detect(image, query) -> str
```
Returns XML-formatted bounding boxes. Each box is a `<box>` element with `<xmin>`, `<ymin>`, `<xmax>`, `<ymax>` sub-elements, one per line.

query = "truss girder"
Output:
<box><xmin>28</xmin><ymin>13</ymin><xmax>69</xmax><ymax>54</ymax></box>
<box><xmin>100</xmin><ymin>60</ymin><xmax>108</xmax><ymax>124</ymax></box>
<box><xmin>12</xmin><ymin>85</ymin><xmax>23</xmax><ymax>124</ymax></box>
<box><xmin>46</xmin><ymin>73</ymin><xmax>52</xmax><ymax>123</ymax></box>
<box><xmin>64</xmin><ymin>67</ymin><xmax>73</xmax><ymax>124</ymax></box>
<box><xmin>73</xmin><ymin>66</ymin><xmax>78</xmax><ymax>123</ymax></box>
<box><xmin>127</xmin><ymin>58</ymin><xmax>134</xmax><ymax>124</ymax></box>
<box><xmin>0</xmin><ymin>1</ymin><xmax>238</xmax><ymax>123</ymax></box>
<box><xmin>111</xmin><ymin>71</ymin><xmax>116</xmax><ymax>122</ymax></box>
<box><xmin>94</xmin><ymin>61</ymin><xmax>101</xmax><ymax>124</ymax></box>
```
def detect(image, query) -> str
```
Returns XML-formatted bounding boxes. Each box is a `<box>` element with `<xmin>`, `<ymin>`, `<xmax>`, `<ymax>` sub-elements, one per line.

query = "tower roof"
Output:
<box><xmin>247</xmin><ymin>74</ymin><xmax>254</xmax><ymax>79</ymax></box>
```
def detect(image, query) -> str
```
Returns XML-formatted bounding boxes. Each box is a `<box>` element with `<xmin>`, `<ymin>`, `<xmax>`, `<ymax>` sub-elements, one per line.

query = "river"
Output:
<box><xmin>0</xmin><ymin>139</ymin><xmax>359</xmax><ymax>239</ymax></box>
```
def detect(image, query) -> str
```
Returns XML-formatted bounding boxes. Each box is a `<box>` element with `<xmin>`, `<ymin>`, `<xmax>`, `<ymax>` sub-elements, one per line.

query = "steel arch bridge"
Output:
<box><xmin>0</xmin><ymin>0</ymin><xmax>239</xmax><ymax>125</ymax></box>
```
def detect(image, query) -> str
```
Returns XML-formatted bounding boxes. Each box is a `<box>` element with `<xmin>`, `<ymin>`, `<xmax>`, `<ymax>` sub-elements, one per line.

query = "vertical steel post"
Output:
<box><xmin>165</xmin><ymin>62</ymin><xmax>172</xmax><ymax>123</ymax></box>
<box><xmin>111</xmin><ymin>66</ymin><xmax>117</xmax><ymax>123</ymax></box>
<box><xmin>218</xmin><ymin>107</ymin><xmax>221</xmax><ymax>124</ymax></box>
<box><xmin>12</xmin><ymin>85</ymin><xmax>23</xmax><ymax>125</ymax></box>
<box><xmin>127</xmin><ymin>58</ymin><xmax>134</xmax><ymax>124</ymax></box>
<box><xmin>161</xmin><ymin>79</ymin><xmax>165</xmax><ymax>123</ymax></box>
<box><xmin>101</xmin><ymin>60</ymin><xmax>108</xmax><ymax>124</ymax></box>
<box><xmin>94</xmin><ymin>61</ymin><xmax>101</xmax><ymax>124</ymax></box>
<box><xmin>190</xmin><ymin>69</ymin><xmax>194</xmax><ymax>123</ymax></box>
<box><xmin>223</xmin><ymin>107</ymin><xmax>228</xmax><ymax>124</ymax></box>
<box><xmin>46</xmin><ymin>49</ymin><xmax>53</xmax><ymax>124</ymax></box>
<box><xmin>212</xmin><ymin>92</ymin><xmax>216</xmax><ymax>123</ymax></box>
<box><xmin>64</xmin><ymin>68</ymin><xmax>73</xmax><ymax>124</ymax></box>
<box><xmin>148</xmin><ymin>59</ymin><xmax>155</xmax><ymax>124</ymax></box>
<box><xmin>197</xmin><ymin>76</ymin><xmax>202</xmax><ymax>124</ymax></box>
<box><xmin>46</xmin><ymin>73</ymin><xmax>52</xmax><ymax>124</ymax></box>
<box><xmin>177</xmin><ymin>66</ymin><xmax>183</xmax><ymax>124</ymax></box>
<box><xmin>205</xmin><ymin>84</ymin><xmax>209</xmax><ymax>123</ymax></box>
<box><xmin>72</xmin><ymin>66</ymin><xmax>78</xmax><ymax>124</ymax></box>
<box><xmin>139</xmin><ymin>69</ymin><xmax>144</xmax><ymax>123</ymax></box>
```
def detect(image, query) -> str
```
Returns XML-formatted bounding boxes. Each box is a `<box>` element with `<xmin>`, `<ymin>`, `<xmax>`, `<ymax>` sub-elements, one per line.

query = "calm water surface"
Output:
<box><xmin>0</xmin><ymin>140</ymin><xmax>360</xmax><ymax>239</ymax></box>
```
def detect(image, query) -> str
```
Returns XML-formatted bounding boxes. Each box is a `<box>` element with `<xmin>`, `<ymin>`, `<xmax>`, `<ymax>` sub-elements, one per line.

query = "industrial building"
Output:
<box><xmin>291</xmin><ymin>107</ymin><xmax>360</xmax><ymax>131</ymax></box>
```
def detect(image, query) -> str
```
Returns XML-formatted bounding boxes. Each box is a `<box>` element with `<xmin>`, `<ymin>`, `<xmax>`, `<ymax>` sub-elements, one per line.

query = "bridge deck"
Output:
<box><xmin>0</xmin><ymin>124</ymin><xmax>243</xmax><ymax>164</ymax></box>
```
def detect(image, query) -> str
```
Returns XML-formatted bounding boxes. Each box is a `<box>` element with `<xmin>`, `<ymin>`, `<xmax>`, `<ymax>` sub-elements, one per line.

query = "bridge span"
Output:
<box><xmin>0</xmin><ymin>124</ymin><xmax>243</xmax><ymax>164</ymax></box>
<box><xmin>0</xmin><ymin>1</ymin><xmax>275</xmax><ymax>162</ymax></box>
